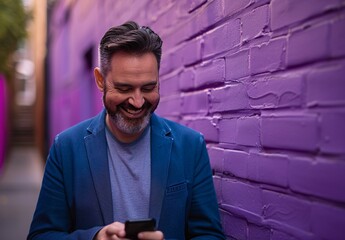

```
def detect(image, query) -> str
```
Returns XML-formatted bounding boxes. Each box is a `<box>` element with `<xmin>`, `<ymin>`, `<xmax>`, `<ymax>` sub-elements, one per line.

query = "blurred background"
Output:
<box><xmin>1</xmin><ymin>0</ymin><xmax>345</xmax><ymax>239</ymax></box>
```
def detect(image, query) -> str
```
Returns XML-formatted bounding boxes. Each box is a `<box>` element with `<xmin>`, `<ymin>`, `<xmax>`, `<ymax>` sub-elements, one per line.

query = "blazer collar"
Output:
<box><xmin>85</xmin><ymin>109</ymin><xmax>114</xmax><ymax>224</ymax></box>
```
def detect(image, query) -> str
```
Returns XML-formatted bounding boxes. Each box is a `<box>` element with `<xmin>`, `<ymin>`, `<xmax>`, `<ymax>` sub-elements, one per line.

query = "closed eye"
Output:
<box><xmin>141</xmin><ymin>82</ymin><xmax>157</xmax><ymax>92</ymax></box>
<box><xmin>113</xmin><ymin>83</ymin><xmax>133</xmax><ymax>93</ymax></box>
<box><xmin>142</xmin><ymin>84</ymin><xmax>157</xmax><ymax>92</ymax></box>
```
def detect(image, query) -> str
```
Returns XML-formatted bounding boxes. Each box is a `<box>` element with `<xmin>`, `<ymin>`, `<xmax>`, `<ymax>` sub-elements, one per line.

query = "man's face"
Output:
<box><xmin>101</xmin><ymin>51</ymin><xmax>160</xmax><ymax>140</ymax></box>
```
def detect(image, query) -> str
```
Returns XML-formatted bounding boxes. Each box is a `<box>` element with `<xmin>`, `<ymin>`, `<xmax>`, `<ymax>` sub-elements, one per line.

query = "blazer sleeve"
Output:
<box><xmin>187</xmin><ymin>135</ymin><xmax>225</xmax><ymax>240</ymax></box>
<box><xmin>27</xmin><ymin>138</ymin><xmax>102</xmax><ymax>240</ymax></box>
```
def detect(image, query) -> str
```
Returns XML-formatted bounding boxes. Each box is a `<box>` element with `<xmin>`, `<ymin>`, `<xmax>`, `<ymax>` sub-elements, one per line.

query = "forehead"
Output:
<box><xmin>109</xmin><ymin>51</ymin><xmax>158</xmax><ymax>75</ymax></box>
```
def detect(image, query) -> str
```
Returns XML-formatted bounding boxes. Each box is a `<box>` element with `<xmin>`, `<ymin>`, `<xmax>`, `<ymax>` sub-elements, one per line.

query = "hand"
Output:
<box><xmin>137</xmin><ymin>230</ymin><xmax>164</xmax><ymax>240</ymax></box>
<box><xmin>94</xmin><ymin>222</ymin><xmax>126</xmax><ymax>240</ymax></box>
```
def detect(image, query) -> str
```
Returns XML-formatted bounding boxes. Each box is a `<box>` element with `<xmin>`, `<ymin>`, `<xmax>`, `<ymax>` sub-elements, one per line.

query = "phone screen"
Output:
<box><xmin>125</xmin><ymin>218</ymin><xmax>156</xmax><ymax>239</ymax></box>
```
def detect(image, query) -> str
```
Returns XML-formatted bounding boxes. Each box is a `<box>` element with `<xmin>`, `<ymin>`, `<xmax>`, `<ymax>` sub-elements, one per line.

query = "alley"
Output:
<box><xmin>0</xmin><ymin>146</ymin><xmax>43</xmax><ymax>240</ymax></box>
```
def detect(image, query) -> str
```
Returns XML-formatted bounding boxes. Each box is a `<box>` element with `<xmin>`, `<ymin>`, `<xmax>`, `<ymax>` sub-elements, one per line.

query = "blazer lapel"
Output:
<box><xmin>149</xmin><ymin>114</ymin><xmax>173</xmax><ymax>225</ymax></box>
<box><xmin>85</xmin><ymin>111</ymin><xmax>113</xmax><ymax>224</ymax></box>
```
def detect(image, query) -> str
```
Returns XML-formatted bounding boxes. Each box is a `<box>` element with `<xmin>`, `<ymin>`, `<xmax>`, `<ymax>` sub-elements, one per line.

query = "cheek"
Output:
<box><xmin>105</xmin><ymin>92</ymin><xmax>126</xmax><ymax>106</ymax></box>
<box><xmin>145</xmin><ymin>92</ymin><xmax>160</xmax><ymax>106</ymax></box>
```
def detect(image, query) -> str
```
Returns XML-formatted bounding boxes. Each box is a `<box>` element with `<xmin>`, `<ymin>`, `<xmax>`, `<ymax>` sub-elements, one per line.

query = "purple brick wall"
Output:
<box><xmin>48</xmin><ymin>0</ymin><xmax>345</xmax><ymax>239</ymax></box>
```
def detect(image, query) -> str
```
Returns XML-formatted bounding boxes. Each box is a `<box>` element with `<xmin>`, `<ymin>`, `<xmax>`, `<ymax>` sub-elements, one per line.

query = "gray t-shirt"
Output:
<box><xmin>106</xmin><ymin>126</ymin><xmax>151</xmax><ymax>223</ymax></box>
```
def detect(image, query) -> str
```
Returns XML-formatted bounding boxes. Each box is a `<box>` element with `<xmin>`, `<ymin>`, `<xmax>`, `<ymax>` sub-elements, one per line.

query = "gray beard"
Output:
<box><xmin>109</xmin><ymin>109</ymin><xmax>151</xmax><ymax>135</ymax></box>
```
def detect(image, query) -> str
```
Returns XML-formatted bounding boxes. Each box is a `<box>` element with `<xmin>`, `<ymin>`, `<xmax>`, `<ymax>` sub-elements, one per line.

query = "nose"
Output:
<box><xmin>128</xmin><ymin>90</ymin><xmax>145</xmax><ymax>109</ymax></box>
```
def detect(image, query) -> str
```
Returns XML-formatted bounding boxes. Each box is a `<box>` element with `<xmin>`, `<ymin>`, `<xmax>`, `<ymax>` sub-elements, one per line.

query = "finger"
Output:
<box><xmin>138</xmin><ymin>230</ymin><xmax>164</xmax><ymax>240</ymax></box>
<box><xmin>105</xmin><ymin>222</ymin><xmax>125</xmax><ymax>236</ymax></box>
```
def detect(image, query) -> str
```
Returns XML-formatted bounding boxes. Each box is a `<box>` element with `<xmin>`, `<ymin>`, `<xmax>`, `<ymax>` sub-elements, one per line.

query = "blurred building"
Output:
<box><xmin>11</xmin><ymin>0</ymin><xmax>47</xmax><ymax>155</ymax></box>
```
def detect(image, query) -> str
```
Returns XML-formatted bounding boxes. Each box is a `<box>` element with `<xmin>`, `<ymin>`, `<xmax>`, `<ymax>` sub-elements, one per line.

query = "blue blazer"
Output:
<box><xmin>28</xmin><ymin>110</ymin><xmax>224</xmax><ymax>240</ymax></box>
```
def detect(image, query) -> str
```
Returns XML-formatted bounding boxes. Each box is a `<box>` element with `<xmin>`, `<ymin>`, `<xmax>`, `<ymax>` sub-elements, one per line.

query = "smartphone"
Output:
<box><xmin>125</xmin><ymin>218</ymin><xmax>156</xmax><ymax>239</ymax></box>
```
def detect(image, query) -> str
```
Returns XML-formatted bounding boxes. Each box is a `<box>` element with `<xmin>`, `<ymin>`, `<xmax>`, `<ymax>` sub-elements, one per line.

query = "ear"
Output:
<box><xmin>94</xmin><ymin>67</ymin><xmax>105</xmax><ymax>92</ymax></box>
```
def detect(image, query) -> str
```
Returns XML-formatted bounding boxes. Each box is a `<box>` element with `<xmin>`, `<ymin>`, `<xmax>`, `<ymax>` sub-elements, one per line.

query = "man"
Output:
<box><xmin>28</xmin><ymin>21</ymin><xmax>225</xmax><ymax>240</ymax></box>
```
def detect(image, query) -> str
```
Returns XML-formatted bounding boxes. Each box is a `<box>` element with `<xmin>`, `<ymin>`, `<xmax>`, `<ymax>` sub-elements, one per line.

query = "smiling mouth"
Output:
<box><xmin>121</xmin><ymin>106</ymin><xmax>145</xmax><ymax>117</ymax></box>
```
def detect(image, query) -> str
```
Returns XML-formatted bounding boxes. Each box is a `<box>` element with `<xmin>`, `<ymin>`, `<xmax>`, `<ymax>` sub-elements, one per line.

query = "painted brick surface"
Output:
<box><xmin>248</xmin><ymin>73</ymin><xmax>303</xmax><ymax>109</ymax></box>
<box><xmin>250</xmin><ymin>38</ymin><xmax>286</xmax><ymax>74</ymax></box>
<box><xmin>203</xmin><ymin>20</ymin><xmax>241</xmax><ymax>59</ymax></box>
<box><xmin>247</xmin><ymin>152</ymin><xmax>289</xmax><ymax>187</ymax></box>
<box><xmin>330</xmin><ymin>17</ymin><xmax>345</xmax><ymax>57</ymax></box>
<box><xmin>311</xmin><ymin>202</ymin><xmax>345</xmax><ymax>240</ymax></box>
<box><xmin>306</xmin><ymin>63</ymin><xmax>345</xmax><ymax>107</ymax></box>
<box><xmin>262</xmin><ymin>190</ymin><xmax>311</xmax><ymax>233</ymax></box>
<box><xmin>48</xmin><ymin>0</ymin><xmax>345</xmax><ymax>239</ymax></box>
<box><xmin>319</xmin><ymin>111</ymin><xmax>345</xmax><ymax>154</ymax></box>
<box><xmin>289</xmin><ymin>156</ymin><xmax>345</xmax><ymax>202</ymax></box>
<box><xmin>270</xmin><ymin>0</ymin><xmax>341</xmax><ymax>30</ymax></box>
<box><xmin>210</xmin><ymin>83</ymin><xmax>249</xmax><ymax>112</ymax></box>
<box><xmin>287</xmin><ymin>23</ymin><xmax>329</xmax><ymax>67</ymax></box>
<box><xmin>222</xmin><ymin>179</ymin><xmax>262</xmax><ymax>215</ymax></box>
<box><xmin>241</xmin><ymin>4</ymin><xmax>269</xmax><ymax>41</ymax></box>
<box><xmin>225</xmin><ymin>50</ymin><xmax>250</xmax><ymax>80</ymax></box>
<box><xmin>194</xmin><ymin>59</ymin><xmax>225</xmax><ymax>88</ymax></box>
<box><xmin>261</xmin><ymin>114</ymin><xmax>318</xmax><ymax>152</ymax></box>
<box><xmin>223</xmin><ymin>149</ymin><xmax>249</xmax><ymax>179</ymax></box>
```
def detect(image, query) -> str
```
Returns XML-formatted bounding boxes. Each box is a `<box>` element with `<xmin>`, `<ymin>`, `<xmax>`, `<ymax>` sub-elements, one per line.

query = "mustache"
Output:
<box><xmin>120</xmin><ymin>101</ymin><xmax>152</xmax><ymax>111</ymax></box>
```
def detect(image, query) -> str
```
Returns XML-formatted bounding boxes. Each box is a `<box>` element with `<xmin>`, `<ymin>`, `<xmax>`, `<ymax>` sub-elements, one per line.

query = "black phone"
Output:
<box><xmin>125</xmin><ymin>218</ymin><xmax>156</xmax><ymax>239</ymax></box>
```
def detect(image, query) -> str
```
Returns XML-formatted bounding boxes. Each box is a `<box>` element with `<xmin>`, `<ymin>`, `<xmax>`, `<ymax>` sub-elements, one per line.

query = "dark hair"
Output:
<box><xmin>99</xmin><ymin>21</ymin><xmax>163</xmax><ymax>77</ymax></box>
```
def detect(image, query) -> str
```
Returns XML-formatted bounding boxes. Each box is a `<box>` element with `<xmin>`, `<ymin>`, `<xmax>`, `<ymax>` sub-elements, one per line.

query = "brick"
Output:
<box><xmin>271</xmin><ymin>0</ymin><xmax>341</xmax><ymax>30</ymax></box>
<box><xmin>222</xmin><ymin>179</ymin><xmax>262</xmax><ymax>215</ymax></box>
<box><xmin>210</xmin><ymin>83</ymin><xmax>249</xmax><ymax>112</ymax></box>
<box><xmin>160</xmin><ymin>52</ymin><xmax>174</xmax><ymax>75</ymax></box>
<box><xmin>242</xmin><ymin>4</ymin><xmax>269</xmax><ymax>41</ymax></box>
<box><xmin>203</xmin><ymin>20</ymin><xmax>241</xmax><ymax>59</ymax></box>
<box><xmin>155</xmin><ymin>95</ymin><xmax>181</xmax><ymax>117</ymax></box>
<box><xmin>159</xmin><ymin>74</ymin><xmax>180</xmax><ymax>97</ymax></box>
<box><xmin>287</xmin><ymin>24</ymin><xmax>329</xmax><ymax>67</ymax></box>
<box><xmin>311</xmin><ymin>202</ymin><xmax>345</xmax><ymax>240</ymax></box>
<box><xmin>248</xmin><ymin>152</ymin><xmax>289</xmax><ymax>187</ymax></box>
<box><xmin>164</xmin><ymin>18</ymin><xmax>193</xmax><ymax>49</ymax></box>
<box><xmin>255</xmin><ymin>0</ymin><xmax>270</xmax><ymax>4</ymax></box>
<box><xmin>250</xmin><ymin>38</ymin><xmax>286</xmax><ymax>74</ymax></box>
<box><xmin>330</xmin><ymin>17</ymin><xmax>345</xmax><ymax>57</ymax></box>
<box><xmin>320</xmin><ymin>111</ymin><xmax>345</xmax><ymax>154</ymax></box>
<box><xmin>306</xmin><ymin>65</ymin><xmax>345</xmax><ymax>107</ymax></box>
<box><xmin>177</xmin><ymin>38</ymin><xmax>202</xmax><ymax>67</ymax></box>
<box><xmin>184</xmin><ymin>0</ymin><xmax>224</xmax><ymax>39</ymax></box>
<box><xmin>181</xmin><ymin>91</ymin><xmax>209</xmax><ymax>114</ymax></box>
<box><xmin>224</xmin><ymin>0</ymin><xmax>252</xmax><ymax>17</ymax></box>
<box><xmin>208</xmin><ymin>147</ymin><xmax>224</xmax><ymax>173</ymax></box>
<box><xmin>248</xmin><ymin>224</ymin><xmax>271</xmax><ymax>240</ymax></box>
<box><xmin>247</xmin><ymin>74</ymin><xmax>303</xmax><ymax>109</ymax></box>
<box><xmin>262</xmin><ymin>190</ymin><xmax>311</xmax><ymax>232</ymax></box>
<box><xmin>188</xmin><ymin>118</ymin><xmax>218</xmax><ymax>142</ymax></box>
<box><xmin>289</xmin><ymin>156</ymin><xmax>345</xmax><ymax>202</ymax></box>
<box><xmin>261</xmin><ymin>114</ymin><xmax>318</xmax><ymax>152</ymax></box>
<box><xmin>222</xmin><ymin>212</ymin><xmax>248</xmax><ymax>240</ymax></box>
<box><xmin>225</xmin><ymin>50</ymin><xmax>250</xmax><ymax>80</ymax></box>
<box><xmin>194</xmin><ymin>59</ymin><xmax>225</xmax><ymax>88</ymax></box>
<box><xmin>223</xmin><ymin>149</ymin><xmax>249</xmax><ymax>178</ymax></box>
<box><xmin>219</xmin><ymin>118</ymin><xmax>237</xmax><ymax>144</ymax></box>
<box><xmin>187</xmin><ymin>0</ymin><xmax>207</xmax><ymax>13</ymax></box>
<box><xmin>197</xmin><ymin>0</ymin><xmax>224</xmax><ymax>31</ymax></box>
<box><xmin>235</xmin><ymin>116</ymin><xmax>260</xmax><ymax>147</ymax></box>
<box><xmin>271</xmin><ymin>230</ymin><xmax>298</xmax><ymax>240</ymax></box>
<box><xmin>179</xmin><ymin>68</ymin><xmax>195</xmax><ymax>91</ymax></box>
